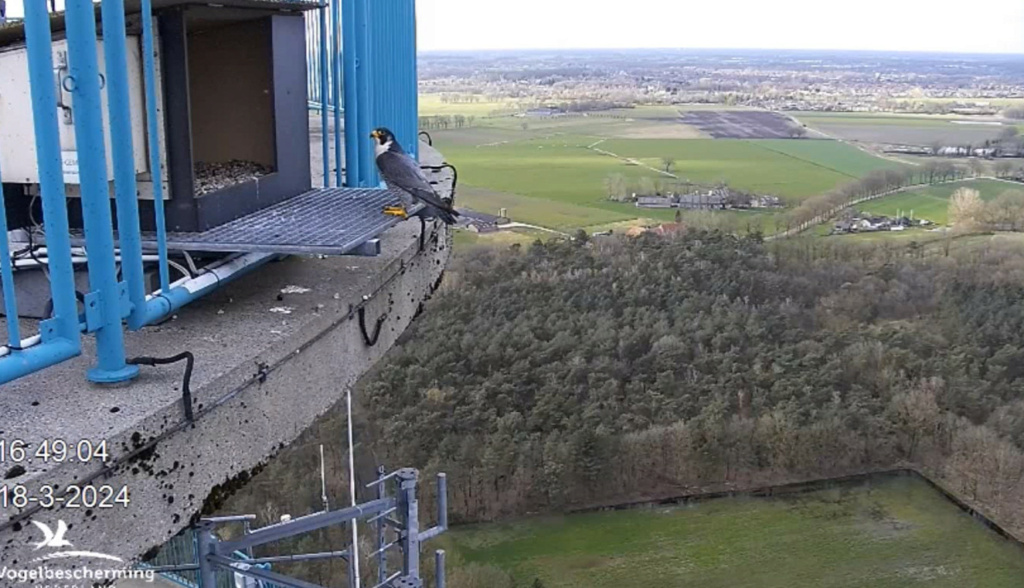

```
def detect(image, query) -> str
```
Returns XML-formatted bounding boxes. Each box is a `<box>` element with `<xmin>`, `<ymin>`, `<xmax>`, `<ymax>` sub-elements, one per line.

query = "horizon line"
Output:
<box><xmin>417</xmin><ymin>46</ymin><xmax>1024</xmax><ymax>57</ymax></box>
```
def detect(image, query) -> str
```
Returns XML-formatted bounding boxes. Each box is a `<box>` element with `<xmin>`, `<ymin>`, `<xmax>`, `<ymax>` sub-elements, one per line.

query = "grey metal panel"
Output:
<box><xmin>158</xmin><ymin>7</ymin><xmax>198</xmax><ymax>231</ymax></box>
<box><xmin>0</xmin><ymin>0</ymin><xmax>324</xmax><ymax>46</ymax></box>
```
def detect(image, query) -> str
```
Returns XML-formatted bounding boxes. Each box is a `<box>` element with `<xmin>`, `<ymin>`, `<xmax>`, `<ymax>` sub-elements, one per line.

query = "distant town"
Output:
<box><xmin>419</xmin><ymin>50</ymin><xmax>1024</xmax><ymax>117</ymax></box>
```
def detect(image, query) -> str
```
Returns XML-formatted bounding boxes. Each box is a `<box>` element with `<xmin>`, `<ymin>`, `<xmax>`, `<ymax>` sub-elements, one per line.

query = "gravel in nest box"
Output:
<box><xmin>194</xmin><ymin>160</ymin><xmax>273</xmax><ymax>196</ymax></box>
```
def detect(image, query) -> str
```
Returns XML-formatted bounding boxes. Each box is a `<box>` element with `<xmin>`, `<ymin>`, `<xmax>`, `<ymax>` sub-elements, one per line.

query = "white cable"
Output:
<box><xmin>347</xmin><ymin>386</ymin><xmax>361</xmax><ymax>587</ymax></box>
<box><xmin>320</xmin><ymin>444</ymin><xmax>330</xmax><ymax>512</ymax></box>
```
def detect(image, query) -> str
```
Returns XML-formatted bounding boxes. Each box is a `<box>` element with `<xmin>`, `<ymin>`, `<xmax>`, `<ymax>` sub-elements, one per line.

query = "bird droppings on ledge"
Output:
<box><xmin>194</xmin><ymin>160</ymin><xmax>273</xmax><ymax>196</ymax></box>
<box><xmin>280</xmin><ymin>285</ymin><xmax>312</xmax><ymax>295</ymax></box>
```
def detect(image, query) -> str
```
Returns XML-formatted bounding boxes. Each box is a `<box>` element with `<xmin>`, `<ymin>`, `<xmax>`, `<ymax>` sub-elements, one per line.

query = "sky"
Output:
<box><xmin>6</xmin><ymin>0</ymin><xmax>1024</xmax><ymax>54</ymax></box>
<box><xmin>418</xmin><ymin>0</ymin><xmax>1024</xmax><ymax>53</ymax></box>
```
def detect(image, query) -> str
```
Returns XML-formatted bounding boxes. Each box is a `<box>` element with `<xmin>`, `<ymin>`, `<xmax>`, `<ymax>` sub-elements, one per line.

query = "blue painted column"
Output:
<box><xmin>354</xmin><ymin>0</ymin><xmax>375</xmax><ymax>187</ymax></box>
<box><xmin>319</xmin><ymin>7</ymin><xmax>330</xmax><ymax>187</ymax></box>
<box><xmin>22</xmin><ymin>0</ymin><xmax>79</xmax><ymax>345</ymax></box>
<box><xmin>0</xmin><ymin>161</ymin><xmax>21</xmax><ymax>348</ymax></box>
<box><xmin>342</xmin><ymin>0</ymin><xmax>359</xmax><ymax>187</ymax></box>
<box><xmin>331</xmin><ymin>0</ymin><xmax>344</xmax><ymax>187</ymax></box>
<box><xmin>101</xmin><ymin>0</ymin><xmax>148</xmax><ymax>332</ymax></box>
<box><xmin>0</xmin><ymin>0</ymin><xmax>84</xmax><ymax>383</ymax></box>
<box><xmin>64</xmin><ymin>0</ymin><xmax>138</xmax><ymax>383</ymax></box>
<box><xmin>140</xmin><ymin>0</ymin><xmax>171</xmax><ymax>293</ymax></box>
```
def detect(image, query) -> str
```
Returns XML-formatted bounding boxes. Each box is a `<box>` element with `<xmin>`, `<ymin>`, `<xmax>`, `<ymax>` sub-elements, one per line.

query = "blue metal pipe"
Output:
<box><xmin>101</xmin><ymin>0</ymin><xmax>147</xmax><ymax>332</ymax></box>
<box><xmin>64</xmin><ymin>0</ymin><xmax>138</xmax><ymax>383</ymax></box>
<box><xmin>0</xmin><ymin>161</ymin><xmax>22</xmax><ymax>348</ymax></box>
<box><xmin>354</xmin><ymin>0</ymin><xmax>374</xmax><ymax>187</ymax></box>
<box><xmin>331</xmin><ymin>0</ymin><xmax>343</xmax><ymax>187</ymax></box>
<box><xmin>138</xmin><ymin>253</ymin><xmax>276</xmax><ymax>327</ymax></box>
<box><xmin>140</xmin><ymin>0</ymin><xmax>171</xmax><ymax>294</ymax></box>
<box><xmin>22</xmin><ymin>0</ymin><xmax>80</xmax><ymax>348</ymax></box>
<box><xmin>407</xmin><ymin>0</ymin><xmax>420</xmax><ymax>161</ymax></box>
<box><xmin>319</xmin><ymin>6</ymin><xmax>330</xmax><ymax>187</ymax></box>
<box><xmin>342</xmin><ymin>0</ymin><xmax>359</xmax><ymax>187</ymax></box>
<box><xmin>0</xmin><ymin>340</ymin><xmax>80</xmax><ymax>385</ymax></box>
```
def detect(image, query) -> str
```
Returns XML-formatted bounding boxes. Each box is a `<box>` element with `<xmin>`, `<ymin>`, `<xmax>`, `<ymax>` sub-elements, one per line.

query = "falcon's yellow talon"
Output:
<box><xmin>383</xmin><ymin>206</ymin><xmax>408</xmax><ymax>219</ymax></box>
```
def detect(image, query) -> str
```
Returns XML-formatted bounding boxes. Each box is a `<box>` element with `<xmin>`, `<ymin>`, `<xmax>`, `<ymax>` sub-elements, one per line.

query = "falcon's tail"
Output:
<box><xmin>412</xmin><ymin>188</ymin><xmax>460</xmax><ymax>225</ymax></box>
<box><xmin>429</xmin><ymin>204</ymin><xmax>459</xmax><ymax>225</ymax></box>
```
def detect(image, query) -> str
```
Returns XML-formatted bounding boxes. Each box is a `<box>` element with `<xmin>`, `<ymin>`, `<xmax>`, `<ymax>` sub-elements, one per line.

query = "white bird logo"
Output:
<box><xmin>32</xmin><ymin>520</ymin><xmax>73</xmax><ymax>550</ymax></box>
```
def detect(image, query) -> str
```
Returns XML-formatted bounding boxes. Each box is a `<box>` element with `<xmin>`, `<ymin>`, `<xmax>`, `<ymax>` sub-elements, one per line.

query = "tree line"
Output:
<box><xmin>419</xmin><ymin>114</ymin><xmax>477</xmax><ymax>131</ymax></box>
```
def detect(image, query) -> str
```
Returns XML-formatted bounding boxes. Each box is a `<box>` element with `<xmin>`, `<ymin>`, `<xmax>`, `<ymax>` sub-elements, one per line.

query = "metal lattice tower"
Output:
<box><xmin>150</xmin><ymin>467</ymin><xmax>448</xmax><ymax>588</ymax></box>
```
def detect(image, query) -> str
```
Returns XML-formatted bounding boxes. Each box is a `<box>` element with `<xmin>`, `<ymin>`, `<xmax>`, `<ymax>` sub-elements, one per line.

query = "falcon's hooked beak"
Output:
<box><xmin>370</xmin><ymin>130</ymin><xmax>381</xmax><ymax>140</ymax></box>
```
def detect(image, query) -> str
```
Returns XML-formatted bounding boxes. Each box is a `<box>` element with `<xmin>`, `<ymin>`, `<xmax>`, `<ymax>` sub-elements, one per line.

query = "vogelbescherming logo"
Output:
<box><xmin>0</xmin><ymin>519</ymin><xmax>155</xmax><ymax>586</ymax></box>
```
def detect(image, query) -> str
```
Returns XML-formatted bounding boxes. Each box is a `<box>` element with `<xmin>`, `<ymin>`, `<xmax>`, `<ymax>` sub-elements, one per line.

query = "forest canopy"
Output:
<box><xmin>360</xmin><ymin>232</ymin><xmax>1024</xmax><ymax>530</ymax></box>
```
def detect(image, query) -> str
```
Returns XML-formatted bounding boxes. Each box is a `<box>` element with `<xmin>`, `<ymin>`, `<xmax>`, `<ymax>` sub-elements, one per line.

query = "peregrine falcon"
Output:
<box><xmin>371</xmin><ymin>127</ymin><xmax>459</xmax><ymax>225</ymax></box>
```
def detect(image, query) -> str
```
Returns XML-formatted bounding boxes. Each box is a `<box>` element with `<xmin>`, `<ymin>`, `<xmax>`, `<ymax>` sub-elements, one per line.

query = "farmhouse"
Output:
<box><xmin>833</xmin><ymin>214</ymin><xmax>931</xmax><ymax>234</ymax></box>
<box><xmin>750</xmin><ymin>195</ymin><xmax>783</xmax><ymax>208</ymax></box>
<box><xmin>526</xmin><ymin>107</ymin><xmax>565</xmax><ymax>117</ymax></box>
<box><xmin>677</xmin><ymin>192</ymin><xmax>727</xmax><ymax>210</ymax></box>
<box><xmin>937</xmin><ymin>146</ymin><xmax>997</xmax><ymax>157</ymax></box>
<box><xmin>634</xmin><ymin>187</ymin><xmax>779</xmax><ymax>211</ymax></box>
<box><xmin>454</xmin><ymin>208</ymin><xmax>503</xmax><ymax>233</ymax></box>
<box><xmin>636</xmin><ymin>195</ymin><xmax>674</xmax><ymax>208</ymax></box>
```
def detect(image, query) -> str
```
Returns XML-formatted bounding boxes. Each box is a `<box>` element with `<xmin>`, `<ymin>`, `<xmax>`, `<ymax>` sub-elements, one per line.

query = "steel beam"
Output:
<box><xmin>217</xmin><ymin>497</ymin><xmax>393</xmax><ymax>553</ymax></box>
<box><xmin>209</xmin><ymin>555</ymin><xmax>327</xmax><ymax>588</ymax></box>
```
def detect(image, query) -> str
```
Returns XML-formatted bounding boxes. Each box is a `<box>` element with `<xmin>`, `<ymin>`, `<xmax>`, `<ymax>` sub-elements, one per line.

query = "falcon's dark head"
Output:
<box><xmin>370</xmin><ymin>127</ymin><xmax>403</xmax><ymax>152</ymax></box>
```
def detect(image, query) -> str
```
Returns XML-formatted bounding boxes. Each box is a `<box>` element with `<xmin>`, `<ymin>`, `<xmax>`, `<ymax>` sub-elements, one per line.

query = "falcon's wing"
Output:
<box><xmin>376</xmin><ymin>151</ymin><xmax>455</xmax><ymax>214</ymax></box>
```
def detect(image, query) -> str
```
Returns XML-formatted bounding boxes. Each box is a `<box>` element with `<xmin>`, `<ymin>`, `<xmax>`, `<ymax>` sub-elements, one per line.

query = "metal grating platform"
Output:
<box><xmin>158</xmin><ymin>188</ymin><xmax>422</xmax><ymax>255</ymax></box>
<box><xmin>68</xmin><ymin>187</ymin><xmax>423</xmax><ymax>256</ymax></box>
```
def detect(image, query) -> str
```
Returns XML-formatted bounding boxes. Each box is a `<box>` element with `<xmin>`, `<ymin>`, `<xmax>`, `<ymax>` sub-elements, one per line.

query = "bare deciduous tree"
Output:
<box><xmin>995</xmin><ymin>160</ymin><xmax>1015</xmax><ymax>178</ymax></box>
<box><xmin>949</xmin><ymin>187</ymin><xmax>984</xmax><ymax>232</ymax></box>
<box><xmin>603</xmin><ymin>174</ymin><xmax>628</xmax><ymax>202</ymax></box>
<box><xmin>661</xmin><ymin>157</ymin><xmax>676</xmax><ymax>174</ymax></box>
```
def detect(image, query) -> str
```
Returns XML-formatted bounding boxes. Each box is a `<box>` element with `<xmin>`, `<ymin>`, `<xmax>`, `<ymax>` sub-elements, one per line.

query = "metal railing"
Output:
<box><xmin>142</xmin><ymin>527</ymin><xmax>288</xmax><ymax>588</ymax></box>
<box><xmin>0</xmin><ymin>0</ymin><xmax>420</xmax><ymax>385</ymax></box>
<box><xmin>304</xmin><ymin>9</ymin><xmax>338</xmax><ymax>115</ymax></box>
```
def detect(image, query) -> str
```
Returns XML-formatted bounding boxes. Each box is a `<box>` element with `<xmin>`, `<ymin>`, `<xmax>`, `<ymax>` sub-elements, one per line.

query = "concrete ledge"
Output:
<box><xmin>0</xmin><ymin>143</ymin><xmax>453</xmax><ymax>565</ymax></box>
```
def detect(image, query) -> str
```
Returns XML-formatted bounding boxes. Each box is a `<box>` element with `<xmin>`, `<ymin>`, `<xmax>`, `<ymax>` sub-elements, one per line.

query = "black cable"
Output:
<box><xmin>42</xmin><ymin>290</ymin><xmax>86</xmax><ymax>324</ymax></box>
<box><xmin>128</xmin><ymin>352</ymin><xmax>195</xmax><ymax>423</ymax></box>
<box><xmin>418</xmin><ymin>215</ymin><xmax>427</xmax><ymax>251</ymax></box>
<box><xmin>357</xmin><ymin>307</ymin><xmax>386</xmax><ymax>347</ymax></box>
<box><xmin>419</xmin><ymin>163</ymin><xmax>458</xmax><ymax>200</ymax></box>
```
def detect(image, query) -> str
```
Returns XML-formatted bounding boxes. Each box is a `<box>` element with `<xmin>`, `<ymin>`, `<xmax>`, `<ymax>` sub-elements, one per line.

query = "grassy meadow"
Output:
<box><xmin>794</xmin><ymin>111</ymin><xmax>1023</xmax><ymax>147</ymax></box>
<box><xmin>422</xmin><ymin>98</ymin><xmax>902</xmax><ymax>232</ymax></box>
<box><xmin>437</xmin><ymin>476</ymin><xmax>1024</xmax><ymax>588</ymax></box>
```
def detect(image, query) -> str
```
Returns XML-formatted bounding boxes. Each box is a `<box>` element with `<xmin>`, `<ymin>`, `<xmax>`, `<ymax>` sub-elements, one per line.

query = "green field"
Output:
<box><xmin>420</xmin><ymin>101</ymin><xmax>908</xmax><ymax>231</ymax></box>
<box><xmin>856</xmin><ymin>179</ymin><xmax>1020</xmax><ymax>225</ymax></box>
<box><xmin>795</xmin><ymin>111</ymin><xmax>1021</xmax><ymax>147</ymax></box>
<box><xmin>438</xmin><ymin>476</ymin><xmax>1024</xmax><ymax>588</ymax></box>
<box><xmin>435</xmin><ymin>130</ymin><xmax>897</xmax><ymax>229</ymax></box>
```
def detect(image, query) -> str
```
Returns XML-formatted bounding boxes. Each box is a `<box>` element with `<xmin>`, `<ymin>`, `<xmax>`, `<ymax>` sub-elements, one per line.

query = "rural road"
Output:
<box><xmin>501</xmin><ymin>221</ymin><xmax>569</xmax><ymax>236</ymax></box>
<box><xmin>587</xmin><ymin>145</ymin><xmax>678</xmax><ymax>178</ymax></box>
